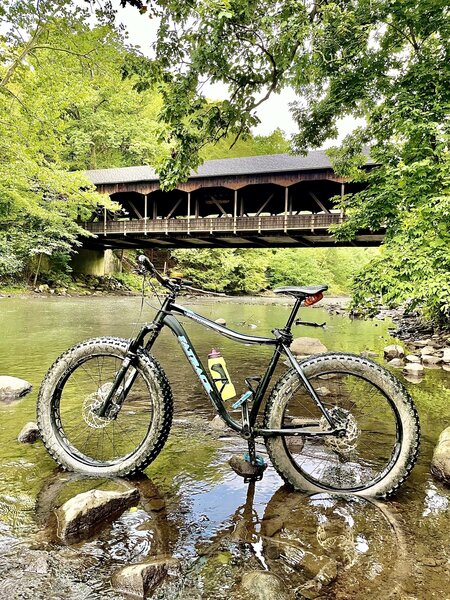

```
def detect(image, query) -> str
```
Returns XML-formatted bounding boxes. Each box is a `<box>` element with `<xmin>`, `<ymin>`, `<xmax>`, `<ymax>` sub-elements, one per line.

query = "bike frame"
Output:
<box><xmin>101</xmin><ymin>289</ymin><xmax>343</xmax><ymax>439</ymax></box>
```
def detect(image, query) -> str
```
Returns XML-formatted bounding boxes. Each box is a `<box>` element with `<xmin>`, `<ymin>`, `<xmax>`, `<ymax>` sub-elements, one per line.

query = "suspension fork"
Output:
<box><xmin>95</xmin><ymin>295</ymin><xmax>174</xmax><ymax>419</ymax></box>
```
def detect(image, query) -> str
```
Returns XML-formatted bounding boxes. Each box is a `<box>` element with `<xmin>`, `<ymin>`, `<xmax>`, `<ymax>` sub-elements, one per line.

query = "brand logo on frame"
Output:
<box><xmin>178</xmin><ymin>336</ymin><xmax>213</xmax><ymax>393</ymax></box>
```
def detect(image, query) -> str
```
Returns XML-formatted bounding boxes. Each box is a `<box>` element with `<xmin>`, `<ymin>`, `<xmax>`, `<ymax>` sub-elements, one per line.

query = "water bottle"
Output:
<box><xmin>207</xmin><ymin>349</ymin><xmax>236</xmax><ymax>401</ymax></box>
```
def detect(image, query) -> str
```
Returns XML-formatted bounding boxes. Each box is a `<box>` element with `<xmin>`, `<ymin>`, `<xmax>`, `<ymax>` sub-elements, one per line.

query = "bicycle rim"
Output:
<box><xmin>282</xmin><ymin>371</ymin><xmax>402</xmax><ymax>493</ymax></box>
<box><xmin>51</xmin><ymin>353</ymin><xmax>156</xmax><ymax>467</ymax></box>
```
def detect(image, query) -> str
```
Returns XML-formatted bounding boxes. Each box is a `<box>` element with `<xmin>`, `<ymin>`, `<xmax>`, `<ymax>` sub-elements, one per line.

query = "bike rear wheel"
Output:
<box><xmin>264</xmin><ymin>353</ymin><xmax>420</xmax><ymax>497</ymax></box>
<box><xmin>37</xmin><ymin>337</ymin><xmax>173</xmax><ymax>477</ymax></box>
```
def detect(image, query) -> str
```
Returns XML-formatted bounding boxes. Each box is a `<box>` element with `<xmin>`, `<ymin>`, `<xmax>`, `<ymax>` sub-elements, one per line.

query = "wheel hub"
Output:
<box><xmin>320</xmin><ymin>407</ymin><xmax>360</xmax><ymax>456</ymax></box>
<box><xmin>82</xmin><ymin>383</ymin><xmax>114</xmax><ymax>429</ymax></box>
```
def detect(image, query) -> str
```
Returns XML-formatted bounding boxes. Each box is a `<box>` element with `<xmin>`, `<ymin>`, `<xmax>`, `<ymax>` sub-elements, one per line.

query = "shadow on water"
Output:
<box><xmin>0</xmin><ymin>296</ymin><xmax>449</xmax><ymax>598</ymax></box>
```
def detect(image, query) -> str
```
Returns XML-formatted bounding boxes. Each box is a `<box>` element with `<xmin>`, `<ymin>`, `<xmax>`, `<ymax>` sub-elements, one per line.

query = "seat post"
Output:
<box><xmin>285</xmin><ymin>297</ymin><xmax>304</xmax><ymax>332</ymax></box>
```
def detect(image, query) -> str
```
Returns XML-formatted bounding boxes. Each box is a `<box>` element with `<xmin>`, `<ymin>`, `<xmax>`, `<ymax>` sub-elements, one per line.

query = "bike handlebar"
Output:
<box><xmin>137</xmin><ymin>254</ymin><xmax>196</xmax><ymax>291</ymax></box>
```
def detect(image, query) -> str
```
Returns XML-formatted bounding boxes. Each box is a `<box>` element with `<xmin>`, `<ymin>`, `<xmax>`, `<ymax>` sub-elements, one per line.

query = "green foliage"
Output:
<box><xmin>172</xmin><ymin>248</ymin><xmax>376</xmax><ymax>295</ymax></box>
<box><xmin>113</xmin><ymin>271</ymin><xmax>144</xmax><ymax>292</ymax></box>
<box><xmin>0</xmin><ymin>0</ymin><xmax>167</xmax><ymax>283</ymax></box>
<box><xmin>200</xmin><ymin>129</ymin><xmax>289</xmax><ymax>161</ymax></box>
<box><xmin>119</xmin><ymin>0</ymin><xmax>450</xmax><ymax>324</ymax></box>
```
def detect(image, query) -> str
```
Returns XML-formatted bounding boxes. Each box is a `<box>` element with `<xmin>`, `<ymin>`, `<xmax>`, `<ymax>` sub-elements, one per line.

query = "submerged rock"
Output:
<box><xmin>239</xmin><ymin>571</ymin><xmax>294</xmax><ymax>600</ymax></box>
<box><xmin>112</xmin><ymin>556</ymin><xmax>180</xmax><ymax>598</ymax></box>
<box><xmin>422</xmin><ymin>354</ymin><xmax>442</xmax><ymax>366</ymax></box>
<box><xmin>383</xmin><ymin>345</ymin><xmax>404</xmax><ymax>360</ymax></box>
<box><xmin>431</xmin><ymin>427</ymin><xmax>450</xmax><ymax>486</ymax></box>
<box><xmin>405</xmin><ymin>355</ymin><xmax>421</xmax><ymax>363</ymax></box>
<box><xmin>18</xmin><ymin>421</ymin><xmax>41</xmax><ymax>443</ymax></box>
<box><xmin>215</xmin><ymin>318</ymin><xmax>227</xmax><ymax>326</ymax></box>
<box><xmin>56</xmin><ymin>488</ymin><xmax>140</xmax><ymax>543</ymax></box>
<box><xmin>0</xmin><ymin>376</ymin><xmax>32</xmax><ymax>402</ymax></box>
<box><xmin>209</xmin><ymin>415</ymin><xmax>227</xmax><ymax>431</ymax></box>
<box><xmin>290</xmin><ymin>338</ymin><xmax>327</xmax><ymax>357</ymax></box>
<box><xmin>388</xmin><ymin>358</ymin><xmax>404</xmax><ymax>368</ymax></box>
<box><xmin>403</xmin><ymin>363</ymin><xmax>424</xmax><ymax>375</ymax></box>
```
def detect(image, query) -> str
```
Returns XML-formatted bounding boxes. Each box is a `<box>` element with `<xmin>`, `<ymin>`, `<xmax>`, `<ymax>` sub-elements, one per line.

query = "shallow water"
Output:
<box><xmin>0</xmin><ymin>295</ymin><xmax>449</xmax><ymax>599</ymax></box>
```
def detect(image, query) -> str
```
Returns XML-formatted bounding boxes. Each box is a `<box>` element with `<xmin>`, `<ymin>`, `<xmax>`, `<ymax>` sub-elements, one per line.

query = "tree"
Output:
<box><xmin>120</xmin><ymin>0</ymin><xmax>450</xmax><ymax>323</ymax></box>
<box><xmin>0</xmin><ymin>0</ymin><xmax>168</xmax><ymax>281</ymax></box>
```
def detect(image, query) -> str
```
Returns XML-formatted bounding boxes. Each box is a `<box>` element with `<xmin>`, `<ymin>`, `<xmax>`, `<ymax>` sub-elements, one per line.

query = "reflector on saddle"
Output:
<box><xmin>304</xmin><ymin>292</ymin><xmax>323</xmax><ymax>306</ymax></box>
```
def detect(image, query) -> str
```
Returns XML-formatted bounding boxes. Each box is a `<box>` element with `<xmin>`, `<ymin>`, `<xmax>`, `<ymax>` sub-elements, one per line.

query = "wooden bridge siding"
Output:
<box><xmin>94</xmin><ymin>168</ymin><xmax>345</xmax><ymax>197</ymax></box>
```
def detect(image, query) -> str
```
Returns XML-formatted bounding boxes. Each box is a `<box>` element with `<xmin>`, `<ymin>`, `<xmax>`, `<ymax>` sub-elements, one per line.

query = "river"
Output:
<box><xmin>0</xmin><ymin>295</ymin><xmax>449</xmax><ymax>599</ymax></box>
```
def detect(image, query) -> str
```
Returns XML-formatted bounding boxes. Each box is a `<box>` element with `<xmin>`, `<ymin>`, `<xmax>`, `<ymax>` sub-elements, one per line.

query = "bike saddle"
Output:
<box><xmin>274</xmin><ymin>285</ymin><xmax>328</xmax><ymax>298</ymax></box>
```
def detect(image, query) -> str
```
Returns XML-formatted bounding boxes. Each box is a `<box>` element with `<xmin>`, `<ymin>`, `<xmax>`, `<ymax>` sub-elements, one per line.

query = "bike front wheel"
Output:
<box><xmin>264</xmin><ymin>353</ymin><xmax>420</xmax><ymax>497</ymax></box>
<box><xmin>37</xmin><ymin>337</ymin><xmax>173</xmax><ymax>477</ymax></box>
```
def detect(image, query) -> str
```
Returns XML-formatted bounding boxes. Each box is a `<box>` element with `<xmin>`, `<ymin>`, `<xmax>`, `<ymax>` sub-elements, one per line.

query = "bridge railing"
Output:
<box><xmin>81</xmin><ymin>213</ymin><xmax>344</xmax><ymax>236</ymax></box>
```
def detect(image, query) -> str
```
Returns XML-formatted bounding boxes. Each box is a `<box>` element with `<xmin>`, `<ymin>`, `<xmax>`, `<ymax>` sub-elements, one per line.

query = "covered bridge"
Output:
<box><xmin>81</xmin><ymin>150</ymin><xmax>382</xmax><ymax>249</ymax></box>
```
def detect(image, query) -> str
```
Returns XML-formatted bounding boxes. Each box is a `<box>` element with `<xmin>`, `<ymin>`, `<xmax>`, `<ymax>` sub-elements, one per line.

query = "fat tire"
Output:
<box><xmin>37</xmin><ymin>336</ymin><xmax>173</xmax><ymax>477</ymax></box>
<box><xmin>263</xmin><ymin>352</ymin><xmax>420</xmax><ymax>498</ymax></box>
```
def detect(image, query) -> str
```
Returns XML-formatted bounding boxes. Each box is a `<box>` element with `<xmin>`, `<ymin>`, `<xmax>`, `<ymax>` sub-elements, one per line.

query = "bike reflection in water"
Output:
<box><xmin>10</xmin><ymin>473</ymin><xmax>410</xmax><ymax>600</ymax></box>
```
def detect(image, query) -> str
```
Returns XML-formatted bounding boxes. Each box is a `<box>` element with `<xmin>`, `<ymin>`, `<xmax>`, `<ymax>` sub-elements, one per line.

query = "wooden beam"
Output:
<box><xmin>210</xmin><ymin>196</ymin><xmax>228</xmax><ymax>216</ymax></box>
<box><xmin>166</xmin><ymin>197</ymin><xmax>183</xmax><ymax>219</ymax></box>
<box><xmin>128</xmin><ymin>199</ymin><xmax>144</xmax><ymax>219</ymax></box>
<box><xmin>187</xmin><ymin>192</ymin><xmax>191</xmax><ymax>235</ymax></box>
<box><xmin>284</xmin><ymin>188</ymin><xmax>288</xmax><ymax>232</ymax></box>
<box><xmin>255</xmin><ymin>193</ymin><xmax>274</xmax><ymax>217</ymax></box>
<box><xmin>308</xmin><ymin>191</ymin><xmax>331</xmax><ymax>214</ymax></box>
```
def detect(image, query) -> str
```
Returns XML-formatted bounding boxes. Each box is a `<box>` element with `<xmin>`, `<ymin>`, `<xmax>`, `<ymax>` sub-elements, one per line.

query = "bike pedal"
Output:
<box><xmin>243</xmin><ymin>452</ymin><xmax>266</xmax><ymax>468</ymax></box>
<box><xmin>232</xmin><ymin>390</ymin><xmax>253</xmax><ymax>410</ymax></box>
<box><xmin>229</xmin><ymin>455</ymin><xmax>267</xmax><ymax>480</ymax></box>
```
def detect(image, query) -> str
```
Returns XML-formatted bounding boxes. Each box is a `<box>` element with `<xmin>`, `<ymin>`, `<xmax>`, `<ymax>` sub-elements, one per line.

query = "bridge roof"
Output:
<box><xmin>84</xmin><ymin>150</ymin><xmax>373</xmax><ymax>186</ymax></box>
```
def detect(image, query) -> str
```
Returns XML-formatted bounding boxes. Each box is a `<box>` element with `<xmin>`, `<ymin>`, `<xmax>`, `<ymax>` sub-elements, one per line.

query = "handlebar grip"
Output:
<box><xmin>137</xmin><ymin>254</ymin><xmax>156</xmax><ymax>273</ymax></box>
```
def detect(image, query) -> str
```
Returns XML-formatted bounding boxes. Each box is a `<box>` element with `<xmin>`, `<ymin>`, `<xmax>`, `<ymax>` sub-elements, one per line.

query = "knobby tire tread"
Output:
<box><xmin>37</xmin><ymin>336</ymin><xmax>173</xmax><ymax>477</ymax></box>
<box><xmin>263</xmin><ymin>352</ymin><xmax>420</xmax><ymax>498</ymax></box>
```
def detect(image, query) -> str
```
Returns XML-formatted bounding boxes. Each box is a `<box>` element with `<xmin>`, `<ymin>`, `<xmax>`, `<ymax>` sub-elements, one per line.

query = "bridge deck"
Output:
<box><xmin>82</xmin><ymin>213</ymin><xmax>383</xmax><ymax>248</ymax></box>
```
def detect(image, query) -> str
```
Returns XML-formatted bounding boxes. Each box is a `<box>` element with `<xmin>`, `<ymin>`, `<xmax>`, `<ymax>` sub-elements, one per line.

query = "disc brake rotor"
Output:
<box><xmin>82</xmin><ymin>382</ymin><xmax>114</xmax><ymax>429</ymax></box>
<box><xmin>320</xmin><ymin>407</ymin><xmax>360</xmax><ymax>456</ymax></box>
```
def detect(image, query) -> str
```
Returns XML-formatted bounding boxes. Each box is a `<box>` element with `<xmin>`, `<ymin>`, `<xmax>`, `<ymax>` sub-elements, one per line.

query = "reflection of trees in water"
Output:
<box><xmin>183</xmin><ymin>484</ymin><xmax>410</xmax><ymax>600</ymax></box>
<box><xmin>260</xmin><ymin>487</ymin><xmax>410</xmax><ymax>599</ymax></box>
<box><xmin>21</xmin><ymin>472</ymin><xmax>411</xmax><ymax>599</ymax></box>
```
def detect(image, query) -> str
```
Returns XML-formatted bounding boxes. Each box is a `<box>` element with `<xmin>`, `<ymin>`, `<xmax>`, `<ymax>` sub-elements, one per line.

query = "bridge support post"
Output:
<box><xmin>144</xmin><ymin>194</ymin><xmax>148</xmax><ymax>235</ymax></box>
<box><xmin>284</xmin><ymin>188</ymin><xmax>288</xmax><ymax>233</ymax></box>
<box><xmin>187</xmin><ymin>192</ymin><xmax>191</xmax><ymax>235</ymax></box>
<box><xmin>233</xmin><ymin>190</ymin><xmax>237</xmax><ymax>234</ymax></box>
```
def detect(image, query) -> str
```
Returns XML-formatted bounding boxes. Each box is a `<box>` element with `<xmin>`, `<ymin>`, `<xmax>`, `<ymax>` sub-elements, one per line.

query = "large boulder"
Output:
<box><xmin>290</xmin><ymin>337</ymin><xmax>327</xmax><ymax>357</ymax></box>
<box><xmin>112</xmin><ymin>556</ymin><xmax>180</xmax><ymax>598</ymax></box>
<box><xmin>431</xmin><ymin>427</ymin><xmax>450</xmax><ymax>485</ymax></box>
<box><xmin>56</xmin><ymin>488</ymin><xmax>140</xmax><ymax>543</ymax></box>
<box><xmin>383</xmin><ymin>345</ymin><xmax>404</xmax><ymax>360</ymax></box>
<box><xmin>0</xmin><ymin>376</ymin><xmax>32</xmax><ymax>402</ymax></box>
<box><xmin>239</xmin><ymin>571</ymin><xmax>294</xmax><ymax>600</ymax></box>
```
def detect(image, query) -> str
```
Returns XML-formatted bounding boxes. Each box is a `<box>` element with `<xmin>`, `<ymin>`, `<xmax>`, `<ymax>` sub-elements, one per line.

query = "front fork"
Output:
<box><xmin>94</xmin><ymin>323</ymin><xmax>164</xmax><ymax>419</ymax></box>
